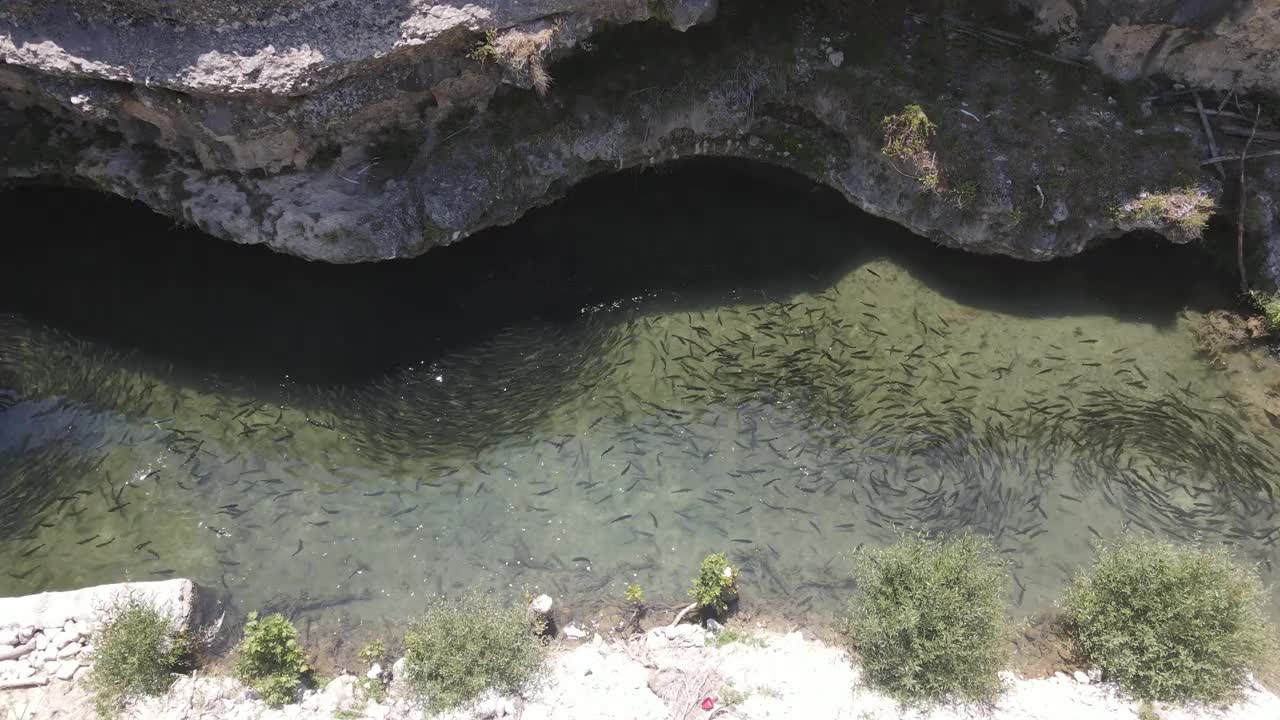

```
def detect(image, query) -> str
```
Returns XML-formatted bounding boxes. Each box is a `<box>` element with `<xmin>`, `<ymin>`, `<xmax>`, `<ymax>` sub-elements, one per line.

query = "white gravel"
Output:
<box><xmin>2</xmin><ymin>624</ymin><xmax>1277</xmax><ymax>719</ymax></box>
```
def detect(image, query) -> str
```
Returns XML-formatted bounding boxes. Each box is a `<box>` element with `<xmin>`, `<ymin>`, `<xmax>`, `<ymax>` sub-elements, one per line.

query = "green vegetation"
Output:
<box><xmin>840</xmin><ymin>533</ymin><xmax>1010</xmax><ymax>705</ymax></box>
<box><xmin>624</xmin><ymin>584</ymin><xmax>645</xmax><ymax>605</ymax></box>
<box><xmin>881</xmin><ymin>104</ymin><xmax>935</xmax><ymax>160</ymax></box>
<box><xmin>85</xmin><ymin>597</ymin><xmax>189</xmax><ymax>719</ymax></box>
<box><xmin>1251</xmin><ymin>291</ymin><xmax>1280</xmax><ymax>333</ymax></box>
<box><xmin>234</xmin><ymin>612</ymin><xmax>310</xmax><ymax>708</ymax></box>
<box><xmin>1138</xmin><ymin>702</ymin><xmax>1161</xmax><ymax>720</ymax></box>
<box><xmin>468</xmin><ymin>29</ymin><xmax>499</xmax><ymax>64</ymax></box>
<box><xmin>689</xmin><ymin>553</ymin><xmax>739</xmax><ymax>615</ymax></box>
<box><xmin>880</xmin><ymin>104</ymin><xmax>940</xmax><ymax>190</ymax></box>
<box><xmin>402</xmin><ymin>591</ymin><xmax>548</xmax><ymax>711</ymax></box>
<box><xmin>1063</xmin><ymin>537</ymin><xmax>1273</xmax><ymax>703</ymax></box>
<box><xmin>713</xmin><ymin>625</ymin><xmax>766</xmax><ymax>649</ymax></box>
<box><xmin>356</xmin><ymin>640</ymin><xmax>389</xmax><ymax>703</ymax></box>
<box><xmin>720</xmin><ymin>683</ymin><xmax>749</xmax><ymax>706</ymax></box>
<box><xmin>1113</xmin><ymin>187</ymin><xmax>1214</xmax><ymax>242</ymax></box>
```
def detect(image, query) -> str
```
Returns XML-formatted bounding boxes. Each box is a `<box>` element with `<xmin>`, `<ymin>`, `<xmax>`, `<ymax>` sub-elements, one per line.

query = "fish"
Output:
<box><xmin>610</xmin><ymin>514</ymin><xmax>634</xmax><ymax>524</ymax></box>
<box><xmin>292</xmin><ymin>539</ymin><xmax>304</xmax><ymax>556</ymax></box>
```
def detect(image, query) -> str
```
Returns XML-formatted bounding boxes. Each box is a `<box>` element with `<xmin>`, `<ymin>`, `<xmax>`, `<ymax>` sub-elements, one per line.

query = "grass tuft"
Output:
<box><xmin>1114</xmin><ymin>187</ymin><xmax>1214</xmax><ymax>242</ymax></box>
<box><xmin>402</xmin><ymin>591</ymin><xmax>548</xmax><ymax>711</ymax></box>
<box><xmin>840</xmin><ymin>532</ymin><xmax>1010</xmax><ymax>706</ymax></box>
<box><xmin>1063</xmin><ymin>537</ymin><xmax>1274</xmax><ymax>703</ymax></box>
<box><xmin>86</xmin><ymin>596</ymin><xmax>189</xmax><ymax>719</ymax></box>
<box><xmin>234</xmin><ymin>612</ymin><xmax>309</xmax><ymax>708</ymax></box>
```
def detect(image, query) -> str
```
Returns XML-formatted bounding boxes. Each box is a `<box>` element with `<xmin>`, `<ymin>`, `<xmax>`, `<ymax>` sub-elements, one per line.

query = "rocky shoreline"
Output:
<box><xmin>2</xmin><ymin>580</ymin><xmax>1278</xmax><ymax>720</ymax></box>
<box><xmin>3</xmin><ymin>1</ymin><xmax>1280</xmax><ymax>286</ymax></box>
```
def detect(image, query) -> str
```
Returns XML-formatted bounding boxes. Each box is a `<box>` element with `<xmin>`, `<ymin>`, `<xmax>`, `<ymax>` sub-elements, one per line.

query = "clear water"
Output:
<box><xmin>2</xmin><ymin>163</ymin><xmax>1278</xmax><ymax>652</ymax></box>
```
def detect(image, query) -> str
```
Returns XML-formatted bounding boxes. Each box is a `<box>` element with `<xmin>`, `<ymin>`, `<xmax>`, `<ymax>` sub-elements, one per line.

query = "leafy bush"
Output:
<box><xmin>402</xmin><ymin>591</ymin><xmax>547</xmax><ymax>711</ymax></box>
<box><xmin>86</xmin><ymin>596</ymin><xmax>189</xmax><ymax>718</ymax></box>
<box><xmin>689</xmin><ymin>553</ymin><xmax>739</xmax><ymax>615</ymax></box>
<box><xmin>234</xmin><ymin>612</ymin><xmax>309</xmax><ymax>708</ymax></box>
<box><xmin>840</xmin><ymin>532</ymin><xmax>1010</xmax><ymax>705</ymax></box>
<box><xmin>1062</xmin><ymin>537</ymin><xmax>1273</xmax><ymax>703</ymax></box>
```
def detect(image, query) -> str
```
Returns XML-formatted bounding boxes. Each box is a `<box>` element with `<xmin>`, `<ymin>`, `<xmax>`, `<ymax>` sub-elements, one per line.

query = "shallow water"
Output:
<box><xmin>2</xmin><ymin>163</ymin><xmax>1279</xmax><ymax>646</ymax></box>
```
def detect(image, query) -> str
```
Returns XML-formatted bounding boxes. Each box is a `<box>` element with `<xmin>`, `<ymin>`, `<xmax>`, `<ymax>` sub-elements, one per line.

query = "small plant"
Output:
<box><xmin>689</xmin><ymin>553</ymin><xmax>739</xmax><ymax>615</ymax></box>
<box><xmin>720</xmin><ymin>683</ymin><xmax>749</xmax><ymax>706</ymax></box>
<box><xmin>402</xmin><ymin>591</ymin><xmax>547</xmax><ymax>711</ymax></box>
<box><xmin>356</xmin><ymin>640</ymin><xmax>389</xmax><ymax>703</ymax></box>
<box><xmin>1251</xmin><ymin>291</ymin><xmax>1280</xmax><ymax>333</ymax></box>
<box><xmin>1114</xmin><ymin>187</ymin><xmax>1214</xmax><ymax>242</ymax></box>
<box><xmin>468</xmin><ymin>29</ymin><xmax>499</xmax><ymax>64</ymax></box>
<box><xmin>948</xmin><ymin>178</ymin><xmax>978</xmax><ymax>209</ymax></box>
<box><xmin>234</xmin><ymin>612</ymin><xmax>310</xmax><ymax>708</ymax></box>
<box><xmin>1062</xmin><ymin>537</ymin><xmax>1273</xmax><ymax>703</ymax></box>
<box><xmin>881</xmin><ymin>104</ymin><xmax>935</xmax><ymax>161</ymax></box>
<box><xmin>1138</xmin><ymin>702</ymin><xmax>1161</xmax><ymax>720</ymax></box>
<box><xmin>840</xmin><ymin>532</ymin><xmax>1010</xmax><ymax>705</ymax></box>
<box><xmin>881</xmin><ymin>104</ymin><xmax>940</xmax><ymax>190</ymax></box>
<box><xmin>712</xmin><ymin>625</ymin><xmax>767</xmax><ymax>649</ymax></box>
<box><xmin>358</xmin><ymin>640</ymin><xmax>386</xmax><ymax>667</ymax></box>
<box><xmin>624</xmin><ymin>584</ymin><xmax>645</xmax><ymax>605</ymax></box>
<box><xmin>86</xmin><ymin>596</ymin><xmax>189</xmax><ymax>718</ymax></box>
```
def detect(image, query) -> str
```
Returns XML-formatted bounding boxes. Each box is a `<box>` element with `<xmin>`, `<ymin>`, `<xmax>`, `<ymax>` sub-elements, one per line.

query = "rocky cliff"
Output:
<box><xmin>1</xmin><ymin>1</ymin><xmax>1278</xmax><ymax>284</ymax></box>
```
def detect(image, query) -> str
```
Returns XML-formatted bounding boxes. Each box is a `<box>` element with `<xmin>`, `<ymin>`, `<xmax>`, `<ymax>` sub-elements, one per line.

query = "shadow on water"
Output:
<box><xmin>0</xmin><ymin>158</ymin><xmax>1229</xmax><ymax>389</ymax></box>
<box><xmin>6</xmin><ymin>158</ymin><xmax>1276</xmax><ymax>652</ymax></box>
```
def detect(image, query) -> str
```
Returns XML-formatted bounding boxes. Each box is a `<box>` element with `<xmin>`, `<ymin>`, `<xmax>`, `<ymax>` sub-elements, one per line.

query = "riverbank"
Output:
<box><xmin>2</xmin><ymin>581</ymin><xmax>1278</xmax><ymax>720</ymax></box>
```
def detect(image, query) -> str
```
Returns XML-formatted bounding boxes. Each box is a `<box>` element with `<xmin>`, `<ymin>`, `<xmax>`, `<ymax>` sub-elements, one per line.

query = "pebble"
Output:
<box><xmin>1073</xmin><ymin>670</ymin><xmax>1091</xmax><ymax>685</ymax></box>
<box><xmin>562</xmin><ymin>624</ymin><xmax>588</xmax><ymax>640</ymax></box>
<box><xmin>366</xmin><ymin>662</ymin><xmax>382</xmax><ymax>680</ymax></box>
<box><xmin>57</xmin><ymin>642</ymin><xmax>83</xmax><ymax>659</ymax></box>
<box><xmin>0</xmin><ymin>629</ymin><xmax>17</xmax><ymax>646</ymax></box>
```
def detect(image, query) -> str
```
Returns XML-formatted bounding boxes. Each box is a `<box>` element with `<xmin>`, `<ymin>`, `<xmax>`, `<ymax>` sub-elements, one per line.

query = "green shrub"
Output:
<box><xmin>1251</xmin><ymin>291</ymin><xmax>1280</xmax><ymax>332</ymax></box>
<box><xmin>1062</xmin><ymin>537</ymin><xmax>1273</xmax><ymax>703</ymax></box>
<box><xmin>624</xmin><ymin>584</ymin><xmax>645</xmax><ymax>605</ymax></box>
<box><xmin>840</xmin><ymin>532</ymin><xmax>1010</xmax><ymax>705</ymax></box>
<box><xmin>86</xmin><ymin>597</ymin><xmax>189</xmax><ymax>718</ymax></box>
<box><xmin>689</xmin><ymin>553</ymin><xmax>739</xmax><ymax>615</ymax></box>
<box><xmin>234</xmin><ymin>612</ymin><xmax>309</xmax><ymax>708</ymax></box>
<box><xmin>402</xmin><ymin>591</ymin><xmax>547</xmax><ymax>711</ymax></box>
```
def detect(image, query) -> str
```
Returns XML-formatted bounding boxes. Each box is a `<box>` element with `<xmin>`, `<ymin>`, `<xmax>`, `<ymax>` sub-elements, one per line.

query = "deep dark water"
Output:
<box><xmin>1</xmin><ymin>161</ymin><xmax>1278</xmax><ymax>648</ymax></box>
<box><xmin>0</xmin><ymin>162</ymin><xmax>1220</xmax><ymax>385</ymax></box>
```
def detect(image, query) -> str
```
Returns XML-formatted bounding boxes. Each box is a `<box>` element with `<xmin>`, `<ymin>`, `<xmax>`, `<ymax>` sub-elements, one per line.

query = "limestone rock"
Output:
<box><xmin>1</xmin><ymin>0</ymin><xmax>1276</xmax><ymax>286</ymax></box>
<box><xmin>54</xmin><ymin>659</ymin><xmax>79</xmax><ymax>681</ymax></box>
<box><xmin>56</xmin><ymin>642</ymin><xmax>82</xmax><ymax>659</ymax></box>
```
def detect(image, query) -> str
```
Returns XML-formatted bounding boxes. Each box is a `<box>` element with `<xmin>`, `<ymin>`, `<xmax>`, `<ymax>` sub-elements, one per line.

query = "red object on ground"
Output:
<box><xmin>701</xmin><ymin>696</ymin><xmax>716</xmax><ymax>711</ymax></box>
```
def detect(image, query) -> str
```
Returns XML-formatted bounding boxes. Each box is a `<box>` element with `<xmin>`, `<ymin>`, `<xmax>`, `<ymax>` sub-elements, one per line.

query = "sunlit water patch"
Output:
<box><xmin>2</xmin><ymin>164</ymin><xmax>1278</xmax><ymax>651</ymax></box>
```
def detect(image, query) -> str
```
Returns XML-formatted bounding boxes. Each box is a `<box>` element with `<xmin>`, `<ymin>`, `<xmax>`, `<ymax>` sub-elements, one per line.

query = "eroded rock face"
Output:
<box><xmin>1019</xmin><ymin>1</ymin><xmax>1280</xmax><ymax>92</ymax></box>
<box><xmin>0</xmin><ymin>1</ymin><xmax>1277</xmax><ymax>281</ymax></box>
